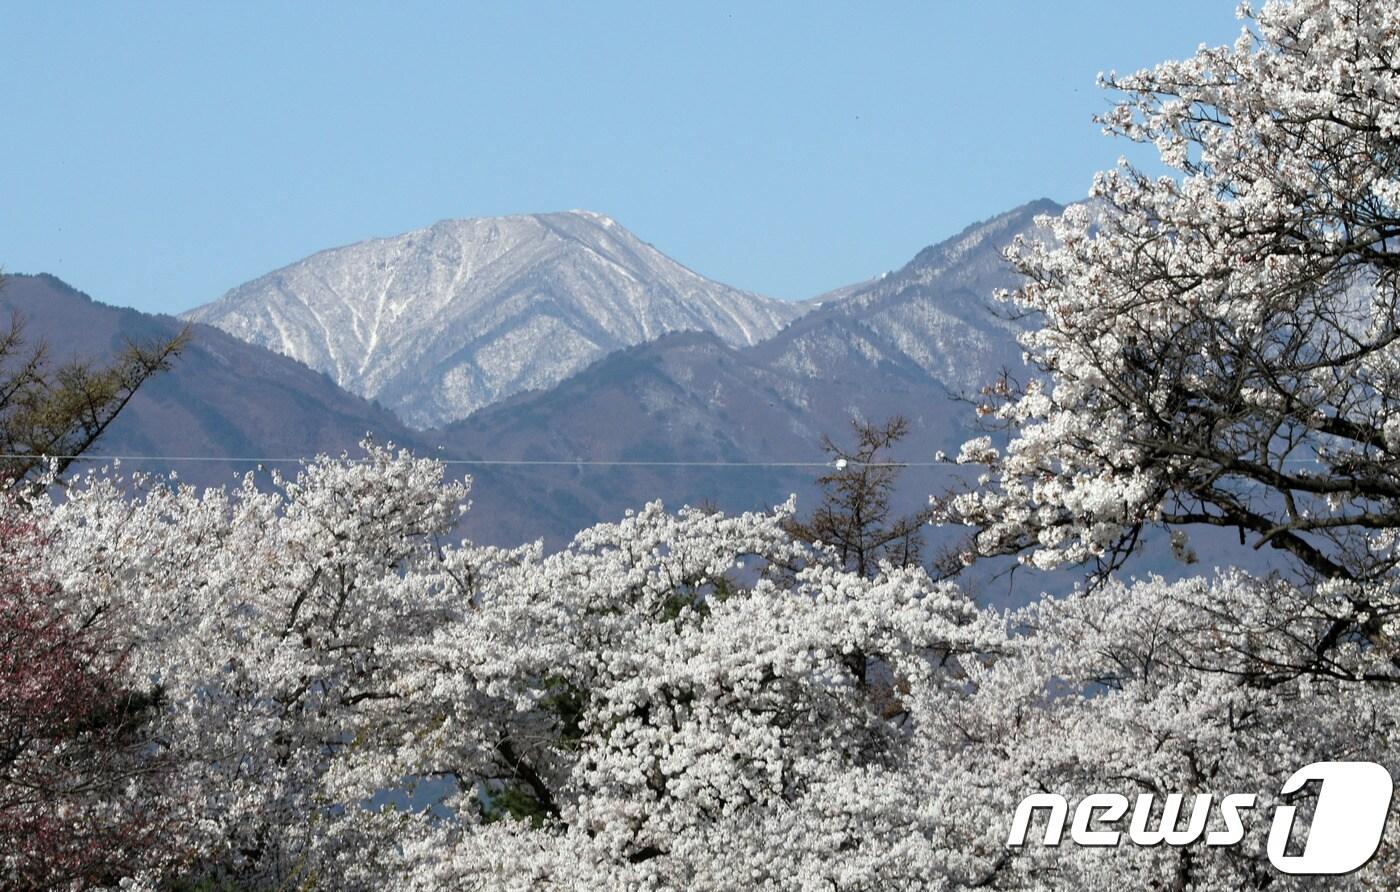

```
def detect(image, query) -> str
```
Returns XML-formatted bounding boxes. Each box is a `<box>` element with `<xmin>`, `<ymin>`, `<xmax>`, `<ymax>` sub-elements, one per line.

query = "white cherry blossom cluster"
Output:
<box><xmin>936</xmin><ymin>0</ymin><xmax>1400</xmax><ymax>589</ymax></box>
<box><xmin>11</xmin><ymin>440</ymin><xmax>1394</xmax><ymax>889</ymax></box>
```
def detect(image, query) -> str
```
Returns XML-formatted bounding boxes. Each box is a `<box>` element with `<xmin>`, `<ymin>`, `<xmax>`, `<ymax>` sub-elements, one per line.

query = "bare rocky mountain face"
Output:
<box><xmin>185</xmin><ymin>211</ymin><xmax>804</xmax><ymax>427</ymax></box>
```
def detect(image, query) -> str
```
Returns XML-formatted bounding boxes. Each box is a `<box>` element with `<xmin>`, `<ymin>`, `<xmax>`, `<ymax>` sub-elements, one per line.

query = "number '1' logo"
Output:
<box><xmin>1267</xmin><ymin>761</ymin><xmax>1392</xmax><ymax>875</ymax></box>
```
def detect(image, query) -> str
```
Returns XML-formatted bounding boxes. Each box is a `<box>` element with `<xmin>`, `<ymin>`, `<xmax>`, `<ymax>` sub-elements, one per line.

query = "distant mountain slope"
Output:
<box><xmin>186</xmin><ymin>211</ymin><xmax>805</xmax><ymax>427</ymax></box>
<box><xmin>759</xmin><ymin>197</ymin><xmax>1060</xmax><ymax>401</ymax></box>
<box><xmin>437</xmin><ymin>198</ymin><xmax>1278</xmax><ymax>601</ymax></box>
<box><xmin>5</xmin><ymin>199</ymin><xmax>1057</xmax><ymax>549</ymax></box>
<box><xmin>0</xmin><ymin>274</ymin><xmax>424</xmax><ymax>480</ymax></box>
<box><xmin>438</xmin><ymin>329</ymin><xmax>965</xmax><ymax>549</ymax></box>
<box><xmin>439</xmin><ymin>200</ymin><xmax>1063</xmax><ymax>549</ymax></box>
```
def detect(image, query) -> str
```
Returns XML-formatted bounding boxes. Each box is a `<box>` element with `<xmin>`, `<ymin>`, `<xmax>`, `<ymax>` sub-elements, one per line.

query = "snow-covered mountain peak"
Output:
<box><xmin>185</xmin><ymin>211</ymin><xmax>804</xmax><ymax>428</ymax></box>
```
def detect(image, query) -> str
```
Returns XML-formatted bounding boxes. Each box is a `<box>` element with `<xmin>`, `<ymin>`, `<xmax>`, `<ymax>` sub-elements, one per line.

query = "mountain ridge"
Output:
<box><xmin>0</xmin><ymin>273</ymin><xmax>426</xmax><ymax>478</ymax></box>
<box><xmin>7</xmin><ymin>198</ymin><xmax>1065</xmax><ymax>553</ymax></box>
<box><xmin>436</xmin><ymin>199</ymin><xmax>1063</xmax><ymax>548</ymax></box>
<box><xmin>186</xmin><ymin>210</ymin><xmax>805</xmax><ymax>428</ymax></box>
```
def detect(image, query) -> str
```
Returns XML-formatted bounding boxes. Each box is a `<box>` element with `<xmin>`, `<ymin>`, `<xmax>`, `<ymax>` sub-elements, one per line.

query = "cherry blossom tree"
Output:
<box><xmin>32</xmin><ymin>445</ymin><xmax>474</xmax><ymax>886</ymax></box>
<box><xmin>23</xmin><ymin>435</ymin><xmax>1399</xmax><ymax>888</ymax></box>
<box><xmin>0</xmin><ymin>491</ymin><xmax>175</xmax><ymax>890</ymax></box>
<box><xmin>912</xmin><ymin>1</ymin><xmax>1400</xmax><ymax>886</ymax></box>
<box><xmin>937</xmin><ymin>0</ymin><xmax>1400</xmax><ymax>683</ymax></box>
<box><xmin>36</xmin><ymin>446</ymin><xmax>996</xmax><ymax>888</ymax></box>
<box><xmin>929</xmin><ymin>571</ymin><xmax>1400</xmax><ymax>889</ymax></box>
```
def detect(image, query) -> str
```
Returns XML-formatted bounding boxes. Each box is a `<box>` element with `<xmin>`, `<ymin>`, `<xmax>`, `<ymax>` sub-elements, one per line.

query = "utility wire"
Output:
<box><xmin>0</xmin><ymin>453</ymin><xmax>964</xmax><ymax>469</ymax></box>
<box><xmin>0</xmin><ymin>453</ymin><xmax>1342</xmax><ymax>470</ymax></box>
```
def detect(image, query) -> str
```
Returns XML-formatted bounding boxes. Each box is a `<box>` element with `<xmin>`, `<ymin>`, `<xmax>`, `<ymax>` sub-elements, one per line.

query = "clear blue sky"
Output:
<box><xmin>2</xmin><ymin>2</ymin><xmax>1243</xmax><ymax>315</ymax></box>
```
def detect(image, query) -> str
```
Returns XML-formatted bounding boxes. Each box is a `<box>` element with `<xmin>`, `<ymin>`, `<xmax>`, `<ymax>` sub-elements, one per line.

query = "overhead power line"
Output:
<box><xmin>0</xmin><ymin>453</ymin><xmax>965</xmax><ymax>470</ymax></box>
<box><xmin>0</xmin><ymin>454</ymin><xmax>1335</xmax><ymax>473</ymax></box>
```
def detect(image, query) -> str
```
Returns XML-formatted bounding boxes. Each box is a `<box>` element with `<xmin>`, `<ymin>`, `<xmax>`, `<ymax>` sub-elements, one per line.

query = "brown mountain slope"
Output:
<box><xmin>0</xmin><ymin>274</ymin><xmax>425</xmax><ymax>483</ymax></box>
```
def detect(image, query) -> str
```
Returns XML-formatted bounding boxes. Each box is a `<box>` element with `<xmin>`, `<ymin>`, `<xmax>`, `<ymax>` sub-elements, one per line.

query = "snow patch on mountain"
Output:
<box><xmin>186</xmin><ymin>212</ymin><xmax>805</xmax><ymax>427</ymax></box>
